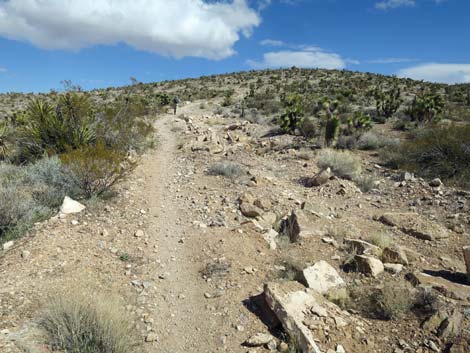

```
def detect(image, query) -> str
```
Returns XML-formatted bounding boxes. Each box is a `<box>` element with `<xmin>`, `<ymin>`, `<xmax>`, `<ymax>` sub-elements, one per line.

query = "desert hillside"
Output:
<box><xmin>0</xmin><ymin>68</ymin><xmax>469</xmax><ymax>353</ymax></box>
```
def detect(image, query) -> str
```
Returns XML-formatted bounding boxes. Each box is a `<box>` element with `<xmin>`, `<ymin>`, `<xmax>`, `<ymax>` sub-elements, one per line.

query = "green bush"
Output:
<box><xmin>357</xmin><ymin>131</ymin><xmax>380</xmax><ymax>150</ymax></box>
<box><xmin>381</xmin><ymin>124</ymin><xmax>470</xmax><ymax>188</ymax></box>
<box><xmin>317</xmin><ymin>149</ymin><xmax>362</xmax><ymax>180</ymax></box>
<box><xmin>40</xmin><ymin>291</ymin><xmax>141</xmax><ymax>353</ymax></box>
<box><xmin>61</xmin><ymin>142</ymin><xmax>136</xmax><ymax>198</ymax></box>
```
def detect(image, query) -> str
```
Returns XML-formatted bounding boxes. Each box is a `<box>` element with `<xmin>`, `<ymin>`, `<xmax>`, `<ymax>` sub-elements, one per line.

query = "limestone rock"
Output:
<box><xmin>355</xmin><ymin>255</ymin><xmax>384</xmax><ymax>277</ymax></box>
<box><xmin>286</xmin><ymin>209</ymin><xmax>328</xmax><ymax>242</ymax></box>
<box><xmin>254</xmin><ymin>198</ymin><xmax>272</xmax><ymax>211</ymax></box>
<box><xmin>60</xmin><ymin>196</ymin><xmax>86</xmax><ymax>215</ymax></box>
<box><xmin>300</xmin><ymin>260</ymin><xmax>344</xmax><ymax>294</ymax></box>
<box><xmin>379</xmin><ymin>212</ymin><xmax>450</xmax><ymax>241</ymax></box>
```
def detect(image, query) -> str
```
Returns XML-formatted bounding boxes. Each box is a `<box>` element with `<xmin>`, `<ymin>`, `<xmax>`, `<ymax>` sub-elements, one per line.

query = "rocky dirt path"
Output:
<box><xmin>141</xmin><ymin>105</ymin><xmax>218</xmax><ymax>352</ymax></box>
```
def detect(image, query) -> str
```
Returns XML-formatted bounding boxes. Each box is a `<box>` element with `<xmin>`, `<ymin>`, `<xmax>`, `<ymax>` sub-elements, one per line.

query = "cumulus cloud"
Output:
<box><xmin>0</xmin><ymin>0</ymin><xmax>260</xmax><ymax>60</ymax></box>
<box><xmin>397</xmin><ymin>63</ymin><xmax>470</xmax><ymax>84</ymax></box>
<box><xmin>247</xmin><ymin>49</ymin><xmax>346</xmax><ymax>70</ymax></box>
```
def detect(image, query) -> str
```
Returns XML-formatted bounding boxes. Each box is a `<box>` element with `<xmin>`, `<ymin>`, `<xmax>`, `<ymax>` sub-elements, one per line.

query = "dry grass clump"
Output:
<box><xmin>207</xmin><ymin>161</ymin><xmax>245</xmax><ymax>179</ymax></box>
<box><xmin>317</xmin><ymin>149</ymin><xmax>361</xmax><ymax>180</ymax></box>
<box><xmin>40</xmin><ymin>291</ymin><xmax>141</xmax><ymax>353</ymax></box>
<box><xmin>367</xmin><ymin>233</ymin><xmax>393</xmax><ymax>249</ymax></box>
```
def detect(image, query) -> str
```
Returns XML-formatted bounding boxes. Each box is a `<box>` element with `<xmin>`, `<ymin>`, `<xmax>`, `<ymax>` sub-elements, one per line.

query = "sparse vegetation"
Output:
<box><xmin>208</xmin><ymin>161</ymin><xmax>245</xmax><ymax>179</ymax></box>
<box><xmin>317</xmin><ymin>149</ymin><xmax>362</xmax><ymax>180</ymax></box>
<box><xmin>40</xmin><ymin>291</ymin><xmax>141</xmax><ymax>353</ymax></box>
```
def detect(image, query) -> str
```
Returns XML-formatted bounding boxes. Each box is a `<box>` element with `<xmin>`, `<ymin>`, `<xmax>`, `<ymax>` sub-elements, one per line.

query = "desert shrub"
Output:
<box><xmin>349</xmin><ymin>282</ymin><xmax>414</xmax><ymax>320</ymax></box>
<box><xmin>207</xmin><ymin>161</ymin><xmax>245</xmax><ymax>179</ymax></box>
<box><xmin>355</xmin><ymin>174</ymin><xmax>378</xmax><ymax>193</ymax></box>
<box><xmin>0</xmin><ymin>158</ymin><xmax>77</xmax><ymax>240</ymax></box>
<box><xmin>317</xmin><ymin>149</ymin><xmax>362</xmax><ymax>180</ymax></box>
<box><xmin>61</xmin><ymin>142</ymin><xmax>136</xmax><ymax>198</ymax></box>
<box><xmin>40</xmin><ymin>291</ymin><xmax>141</xmax><ymax>353</ymax></box>
<box><xmin>367</xmin><ymin>233</ymin><xmax>392</xmax><ymax>249</ymax></box>
<box><xmin>23</xmin><ymin>156</ymin><xmax>81</xmax><ymax>207</ymax></box>
<box><xmin>336</xmin><ymin>135</ymin><xmax>358</xmax><ymax>150</ymax></box>
<box><xmin>381</xmin><ymin>124</ymin><xmax>470</xmax><ymax>188</ymax></box>
<box><xmin>298</xmin><ymin>117</ymin><xmax>317</xmax><ymax>139</ymax></box>
<box><xmin>357</xmin><ymin>131</ymin><xmax>380</xmax><ymax>150</ymax></box>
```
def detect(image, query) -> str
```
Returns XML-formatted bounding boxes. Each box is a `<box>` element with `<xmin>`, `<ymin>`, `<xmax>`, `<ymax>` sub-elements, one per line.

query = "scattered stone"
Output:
<box><xmin>244</xmin><ymin>333</ymin><xmax>275</xmax><ymax>347</ymax></box>
<box><xmin>355</xmin><ymin>255</ymin><xmax>384</xmax><ymax>277</ymax></box>
<box><xmin>382</xmin><ymin>246</ymin><xmax>409</xmax><ymax>265</ymax></box>
<box><xmin>21</xmin><ymin>250</ymin><xmax>30</xmax><ymax>259</ymax></box>
<box><xmin>145</xmin><ymin>332</ymin><xmax>158</xmax><ymax>342</ymax></box>
<box><xmin>286</xmin><ymin>209</ymin><xmax>328</xmax><ymax>242</ymax></box>
<box><xmin>60</xmin><ymin>196</ymin><xmax>86</xmax><ymax>214</ymax></box>
<box><xmin>254</xmin><ymin>198</ymin><xmax>272</xmax><ymax>211</ymax></box>
<box><xmin>336</xmin><ymin>344</ymin><xmax>346</xmax><ymax>353</ymax></box>
<box><xmin>384</xmin><ymin>263</ymin><xmax>404</xmax><ymax>275</ymax></box>
<box><xmin>379</xmin><ymin>212</ymin><xmax>450</xmax><ymax>241</ymax></box>
<box><xmin>2</xmin><ymin>241</ymin><xmax>14</xmax><ymax>251</ymax></box>
<box><xmin>264</xmin><ymin>281</ymin><xmax>326</xmax><ymax>353</ymax></box>
<box><xmin>240</xmin><ymin>203</ymin><xmax>263</xmax><ymax>218</ymax></box>
<box><xmin>134</xmin><ymin>229</ymin><xmax>145</xmax><ymax>237</ymax></box>
<box><xmin>463</xmin><ymin>246</ymin><xmax>470</xmax><ymax>278</ymax></box>
<box><xmin>344</xmin><ymin>238</ymin><xmax>381</xmax><ymax>256</ymax></box>
<box><xmin>429</xmin><ymin>178</ymin><xmax>443</xmax><ymax>187</ymax></box>
<box><xmin>300</xmin><ymin>260</ymin><xmax>344</xmax><ymax>294</ymax></box>
<box><xmin>305</xmin><ymin>168</ymin><xmax>332</xmax><ymax>187</ymax></box>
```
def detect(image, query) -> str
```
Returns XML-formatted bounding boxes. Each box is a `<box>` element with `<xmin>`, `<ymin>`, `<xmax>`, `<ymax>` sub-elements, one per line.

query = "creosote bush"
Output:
<box><xmin>381</xmin><ymin>124</ymin><xmax>470</xmax><ymax>188</ymax></box>
<box><xmin>40</xmin><ymin>291</ymin><xmax>141</xmax><ymax>353</ymax></box>
<box><xmin>60</xmin><ymin>142</ymin><xmax>137</xmax><ymax>198</ymax></box>
<box><xmin>317</xmin><ymin>149</ymin><xmax>362</xmax><ymax>180</ymax></box>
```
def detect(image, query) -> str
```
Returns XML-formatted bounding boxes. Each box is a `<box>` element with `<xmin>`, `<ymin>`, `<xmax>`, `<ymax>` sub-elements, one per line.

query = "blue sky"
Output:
<box><xmin>0</xmin><ymin>0</ymin><xmax>469</xmax><ymax>93</ymax></box>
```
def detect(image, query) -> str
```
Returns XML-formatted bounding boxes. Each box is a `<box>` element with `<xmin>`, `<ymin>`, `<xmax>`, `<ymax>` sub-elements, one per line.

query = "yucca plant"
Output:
<box><xmin>279</xmin><ymin>94</ymin><xmax>304</xmax><ymax>134</ymax></box>
<box><xmin>17</xmin><ymin>94</ymin><xmax>96</xmax><ymax>161</ymax></box>
<box><xmin>375</xmin><ymin>85</ymin><xmax>402</xmax><ymax>119</ymax></box>
<box><xmin>0</xmin><ymin>122</ymin><xmax>13</xmax><ymax>161</ymax></box>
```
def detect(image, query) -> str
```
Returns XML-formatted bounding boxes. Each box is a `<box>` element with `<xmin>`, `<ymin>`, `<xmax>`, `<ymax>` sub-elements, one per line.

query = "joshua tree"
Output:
<box><xmin>279</xmin><ymin>94</ymin><xmax>304</xmax><ymax>134</ymax></box>
<box><xmin>406</xmin><ymin>90</ymin><xmax>445</xmax><ymax>124</ymax></box>
<box><xmin>375</xmin><ymin>85</ymin><xmax>402</xmax><ymax>119</ymax></box>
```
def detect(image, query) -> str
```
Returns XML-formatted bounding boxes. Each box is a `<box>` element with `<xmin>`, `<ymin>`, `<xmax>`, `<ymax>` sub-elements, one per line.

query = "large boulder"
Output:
<box><xmin>381</xmin><ymin>246</ymin><xmax>409</xmax><ymax>265</ymax></box>
<box><xmin>60</xmin><ymin>196</ymin><xmax>86</xmax><ymax>215</ymax></box>
<box><xmin>379</xmin><ymin>212</ymin><xmax>450</xmax><ymax>241</ymax></box>
<box><xmin>343</xmin><ymin>238</ymin><xmax>381</xmax><ymax>256</ymax></box>
<box><xmin>300</xmin><ymin>261</ymin><xmax>344</xmax><ymax>294</ymax></box>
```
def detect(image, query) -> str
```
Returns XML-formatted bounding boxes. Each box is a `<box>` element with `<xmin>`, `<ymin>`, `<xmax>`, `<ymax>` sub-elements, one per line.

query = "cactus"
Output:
<box><xmin>375</xmin><ymin>85</ymin><xmax>402</xmax><ymax>119</ymax></box>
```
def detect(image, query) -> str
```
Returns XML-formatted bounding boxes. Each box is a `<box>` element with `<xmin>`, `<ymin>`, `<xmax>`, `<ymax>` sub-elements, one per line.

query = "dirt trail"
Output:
<box><xmin>142</xmin><ymin>106</ymin><xmax>216</xmax><ymax>352</ymax></box>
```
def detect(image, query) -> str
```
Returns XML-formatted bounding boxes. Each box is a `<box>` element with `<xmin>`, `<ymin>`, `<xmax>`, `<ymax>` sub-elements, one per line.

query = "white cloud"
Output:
<box><xmin>0</xmin><ymin>67</ymin><xmax>7</xmax><ymax>73</ymax></box>
<box><xmin>247</xmin><ymin>49</ymin><xmax>346</xmax><ymax>70</ymax></box>
<box><xmin>397</xmin><ymin>63</ymin><xmax>470</xmax><ymax>84</ymax></box>
<box><xmin>375</xmin><ymin>0</ymin><xmax>415</xmax><ymax>10</ymax></box>
<box><xmin>367</xmin><ymin>58</ymin><xmax>416</xmax><ymax>64</ymax></box>
<box><xmin>0</xmin><ymin>0</ymin><xmax>260</xmax><ymax>60</ymax></box>
<box><xmin>260</xmin><ymin>39</ymin><xmax>286</xmax><ymax>47</ymax></box>
<box><xmin>375</xmin><ymin>0</ymin><xmax>446</xmax><ymax>10</ymax></box>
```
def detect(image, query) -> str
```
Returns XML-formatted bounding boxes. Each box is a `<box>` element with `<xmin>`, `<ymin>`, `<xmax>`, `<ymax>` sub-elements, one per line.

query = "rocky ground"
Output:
<box><xmin>0</xmin><ymin>100</ymin><xmax>469</xmax><ymax>353</ymax></box>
